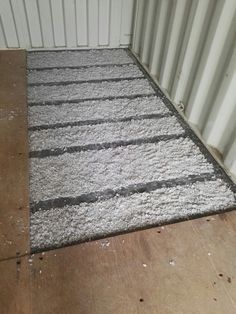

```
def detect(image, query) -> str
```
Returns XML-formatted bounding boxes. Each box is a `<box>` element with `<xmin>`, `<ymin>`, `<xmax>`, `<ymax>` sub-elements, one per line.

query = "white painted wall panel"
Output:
<box><xmin>76</xmin><ymin>0</ymin><xmax>88</xmax><ymax>46</ymax></box>
<box><xmin>64</xmin><ymin>0</ymin><xmax>77</xmax><ymax>47</ymax></box>
<box><xmin>132</xmin><ymin>0</ymin><xmax>236</xmax><ymax>180</ymax></box>
<box><xmin>38</xmin><ymin>0</ymin><xmax>54</xmax><ymax>48</ymax></box>
<box><xmin>24</xmin><ymin>0</ymin><xmax>43</xmax><ymax>47</ymax></box>
<box><xmin>109</xmin><ymin>0</ymin><xmax>122</xmax><ymax>47</ymax></box>
<box><xmin>0</xmin><ymin>16</ymin><xmax>6</xmax><ymax>48</ymax></box>
<box><xmin>98</xmin><ymin>0</ymin><xmax>110</xmax><ymax>46</ymax></box>
<box><xmin>170</xmin><ymin>0</ymin><xmax>213</xmax><ymax>105</ymax></box>
<box><xmin>88</xmin><ymin>0</ymin><xmax>98</xmax><ymax>47</ymax></box>
<box><xmin>139</xmin><ymin>0</ymin><xmax>157</xmax><ymax>65</ymax></box>
<box><xmin>0</xmin><ymin>0</ymin><xmax>134</xmax><ymax>49</ymax></box>
<box><xmin>148</xmin><ymin>0</ymin><xmax>170</xmax><ymax>77</ymax></box>
<box><xmin>0</xmin><ymin>0</ymin><xmax>18</xmax><ymax>47</ymax></box>
<box><xmin>51</xmin><ymin>0</ymin><xmax>66</xmax><ymax>47</ymax></box>
<box><xmin>11</xmin><ymin>0</ymin><xmax>31</xmax><ymax>48</ymax></box>
<box><xmin>120</xmin><ymin>0</ymin><xmax>135</xmax><ymax>45</ymax></box>
<box><xmin>159</xmin><ymin>0</ymin><xmax>190</xmax><ymax>91</ymax></box>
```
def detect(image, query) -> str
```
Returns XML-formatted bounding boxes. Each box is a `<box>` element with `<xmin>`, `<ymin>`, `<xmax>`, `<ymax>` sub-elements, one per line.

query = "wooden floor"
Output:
<box><xmin>0</xmin><ymin>50</ymin><xmax>29</xmax><ymax>261</ymax></box>
<box><xmin>1</xmin><ymin>50</ymin><xmax>236</xmax><ymax>314</ymax></box>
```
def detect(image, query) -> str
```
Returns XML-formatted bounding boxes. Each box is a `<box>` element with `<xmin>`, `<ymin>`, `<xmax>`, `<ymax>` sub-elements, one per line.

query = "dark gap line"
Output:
<box><xmin>30</xmin><ymin>172</ymin><xmax>217</xmax><ymax>213</ymax></box>
<box><xmin>27</xmin><ymin>62</ymin><xmax>135</xmax><ymax>71</ymax></box>
<box><xmin>0</xmin><ymin>252</ymin><xmax>29</xmax><ymax>263</ymax></box>
<box><xmin>29</xmin><ymin>133</ymin><xmax>186</xmax><ymax>158</ymax></box>
<box><xmin>28</xmin><ymin>93</ymin><xmax>157</xmax><ymax>107</ymax></box>
<box><xmin>28</xmin><ymin>76</ymin><xmax>145</xmax><ymax>87</ymax></box>
<box><xmin>28</xmin><ymin>113</ymin><xmax>172</xmax><ymax>132</ymax></box>
<box><xmin>28</xmin><ymin>47</ymin><xmax>127</xmax><ymax>54</ymax></box>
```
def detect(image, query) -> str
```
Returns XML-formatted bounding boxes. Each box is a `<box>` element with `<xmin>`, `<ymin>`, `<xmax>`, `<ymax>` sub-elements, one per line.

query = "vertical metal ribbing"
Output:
<box><xmin>131</xmin><ymin>0</ymin><xmax>236</xmax><ymax>180</ymax></box>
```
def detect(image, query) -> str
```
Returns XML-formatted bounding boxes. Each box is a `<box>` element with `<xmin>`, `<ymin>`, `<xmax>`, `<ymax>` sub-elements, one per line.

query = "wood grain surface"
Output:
<box><xmin>0</xmin><ymin>50</ymin><xmax>29</xmax><ymax>260</ymax></box>
<box><xmin>28</xmin><ymin>214</ymin><xmax>236</xmax><ymax>314</ymax></box>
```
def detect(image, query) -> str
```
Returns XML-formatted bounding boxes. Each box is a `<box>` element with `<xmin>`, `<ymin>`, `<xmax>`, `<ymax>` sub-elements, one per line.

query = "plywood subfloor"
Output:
<box><xmin>1</xmin><ymin>213</ymin><xmax>236</xmax><ymax>314</ymax></box>
<box><xmin>1</xmin><ymin>50</ymin><xmax>236</xmax><ymax>314</ymax></box>
<box><xmin>0</xmin><ymin>50</ymin><xmax>29</xmax><ymax>260</ymax></box>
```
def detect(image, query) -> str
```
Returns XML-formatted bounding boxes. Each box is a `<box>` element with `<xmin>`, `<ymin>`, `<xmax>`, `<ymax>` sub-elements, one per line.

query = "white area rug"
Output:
<box><xmin>28</xmin><ymin>49</ymin><xmax>236</xmax><ymax>252</ymax></box>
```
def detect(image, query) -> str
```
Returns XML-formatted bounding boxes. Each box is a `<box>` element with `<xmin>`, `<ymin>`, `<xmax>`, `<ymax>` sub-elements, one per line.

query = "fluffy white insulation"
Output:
<box><xmin>28</xmin><ymin>78</ymin><xmax>154</xmax><ymax>104</ymax></box>
<box><xmin>30</xmin><ymin>138</ymin><xmax>216</xmax><ymax>203</ymax></box>
<box><xmin>28</xmin><ymin>49</ymin><xmax>236</xmax><ymax>251</ymax></box>
<box><xmin>28</xmin><ymin>64</ymin><xmax>143</xmax><ymax>84</ymax></box>
<box><xmin>31</xmin><ymin>179</ymin><xmax>235</xmax><ymax>250</ymax></box>
<box><xmin>27</xmin><ymin>49</ymin><xmax>133</xmax><ymax>69</ymax></box>
<box><xmin>28</xmin><ymin>96</ymin><xmax>169</xmax><ymax>127</ymax></box>
<box><xmin>29</xmin><ymin>116</ymin><xmax>184</xmax><ymax>151</ymax></box>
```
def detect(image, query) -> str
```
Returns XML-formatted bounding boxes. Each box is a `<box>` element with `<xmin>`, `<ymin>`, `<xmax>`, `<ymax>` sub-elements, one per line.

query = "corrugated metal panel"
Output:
<box><xmin>0</xmin><ymin>0</ymin><xmax>135</xmax><ymax>49</ymax></box>
<box><xmin>132</xmin><ymin>0</ymin><xmax>236</xmax><ymax>180</ymax></box>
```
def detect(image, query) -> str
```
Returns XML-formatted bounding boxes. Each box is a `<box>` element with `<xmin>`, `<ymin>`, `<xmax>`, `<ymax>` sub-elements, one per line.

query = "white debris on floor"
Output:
<box><xmin>28</xmin><ymin>49</ymin><xmax>236</xmax><ymax>252</ymax></box>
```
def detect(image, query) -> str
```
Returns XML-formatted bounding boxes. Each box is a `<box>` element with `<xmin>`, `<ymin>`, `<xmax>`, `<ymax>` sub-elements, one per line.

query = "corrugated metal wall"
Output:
<box><xmin>132</xmin><ymin>0</ymin><xmax>236</xmax><ymax>180</ymax></box>
<box><xmin>0</xmin><ymin>0</ymin><xmax>134</xmax><ymax>49</ymax></box>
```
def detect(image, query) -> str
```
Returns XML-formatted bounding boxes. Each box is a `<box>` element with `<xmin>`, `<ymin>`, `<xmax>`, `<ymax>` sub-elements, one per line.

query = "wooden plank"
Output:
<box><xmin>30</xmin><ymin>214</ymin><xmax>236</xmax><ymax>314</ymax></box>
<box><xmin>0</xmin><ymin>256</ymin><xmax>31</xmax><ymax>314</ymax></box>
<box><xmin>193</xmin><ymin>211</ymin><xmax>236</xmax><ymax>307</ymax></box>
<box><xmin>0</xmin><ymin>50</ymin><xmax>29</xmax><ymax>260</ymax></box>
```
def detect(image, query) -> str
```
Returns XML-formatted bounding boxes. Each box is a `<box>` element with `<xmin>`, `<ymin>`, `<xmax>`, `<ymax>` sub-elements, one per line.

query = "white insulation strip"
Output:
<box><xmin>28</xmin><ymin>96</ymin><xmax>169</xmax><ymax>127</ymax></box>
<box><xmin>30</xmin><ymin>179</ymin><xmax>235</xmax><ymax>250</ymax></box>
<box><xmin>28</xmin><ymin>64</ymin><xmax>143</xmax><ymax>84</ymax></box>
<box><xmin>27</xmin><ymin>49</ymin><xmax>133</xmax><ymax>69</ymax></box>
<box><xmin>30</xmin><ymin>138</ymin><xmax>214</xmax><ymax>203</ymax></box>
<box><xmin>29</xmin><ymin>116</ymin><xmax>184</xmax><ymax>151</ymax></box>
<box><xmin>28</xmin><ymin>79</ymin><xmax>154</xmax><ymax>103</ymax></box>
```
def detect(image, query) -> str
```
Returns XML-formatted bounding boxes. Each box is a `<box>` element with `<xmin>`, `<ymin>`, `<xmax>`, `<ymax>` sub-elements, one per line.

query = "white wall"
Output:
<box><xmin>132</xmin><ymin>0</ymin><xmax>236</xmax><ymax>180</ymax></box>
<box><xmin>0</xmin><ymin>0</ymin><xmax>135</xmax><ymax>49</ymax></box>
